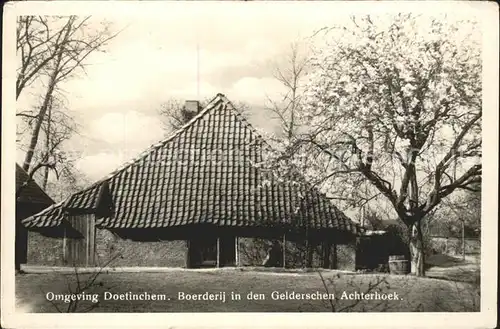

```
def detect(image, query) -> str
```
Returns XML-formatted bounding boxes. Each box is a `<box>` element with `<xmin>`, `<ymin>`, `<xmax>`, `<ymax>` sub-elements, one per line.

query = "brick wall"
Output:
<box><xmin>27</xmin><ymin>230</ymin><xmax>64</xmax><ymax>266</ymax></box>
<box><xmin>94</xmin><ymin>228</ymin><xmax>188</xmax><ymax>267</ymax></box>
<box><xmin>428</xmin><ymin>237</ymin><xmax>481</xmax><ymax>256</ymax></box>
<box><xmin>284</xmin><ymin>240</ymin><xmax>306</xmax><ymax>268</ymax></box>
<box><xmin>335</xmin><ymin>242</ymin><xmax>356</xmax><ymax>271</ymax></box>
<box><xmin>238</xmin><ymin>237</ymin><xmax>308</xmax><ymax>267</ymax></box>
<box><xmin>238</xmin><ymin>237</ymin><xmax>268</xmax><ymax>266</ymax></box>
<box><xmin>25</xmin><ymin>226</ymin><xmax>357</xmax><ymax>270</ymax></box>
<box><xmin>17</xmin><ymin>203</ymin><xmax>54</xmax><ymax>268</ymax></box>
<box><xmin>238</xmin><ymin>237</ymin><xmax>340</xmax><ymax>269</ymax></box>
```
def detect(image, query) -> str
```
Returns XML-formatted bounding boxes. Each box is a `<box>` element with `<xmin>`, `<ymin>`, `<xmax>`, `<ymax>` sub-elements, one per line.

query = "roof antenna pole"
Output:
<box><xmin>196</xmin><ymin>40</ymin><xmax>200</xmax><ymax>101</ymax></box>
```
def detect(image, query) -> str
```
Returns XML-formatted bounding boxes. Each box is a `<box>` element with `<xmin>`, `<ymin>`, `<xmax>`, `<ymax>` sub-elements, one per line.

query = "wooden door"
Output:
<box><xmin>65</xmin><ymin>214</ymin><xmax>95</xmax><ymax>267</ymax></box>
<box><xmin>187</xmin><ymin>235</ymin><xmax>236</xmax><ymax>268</ymax></box>
<box><xmin>219</xmin><ymin>236</ymin><xmax>236</xmax><ymax>267</ymax></box>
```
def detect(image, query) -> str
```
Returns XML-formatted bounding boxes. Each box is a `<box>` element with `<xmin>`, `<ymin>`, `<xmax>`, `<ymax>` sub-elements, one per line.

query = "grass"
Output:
<box><xmin>16</xmin><ymin>267</ymin><xmax>479</xmax><ymax>313</ymax></box>
<box><xmin>425</xmin><ymin>254</ymin><xmax>480</xmax><ymax>283</ymax></box>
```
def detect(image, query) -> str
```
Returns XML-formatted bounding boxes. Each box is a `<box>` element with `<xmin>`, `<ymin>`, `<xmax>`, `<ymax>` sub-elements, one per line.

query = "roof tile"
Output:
<box><xmin>23</xmin><ymin>94</ymin><xmax>362</xmax><ymax>234</ymax></box>
<box><xmin>16</xmin><ymin>164</ymin><xmax>54</xmax><ymax>206</ymax></box>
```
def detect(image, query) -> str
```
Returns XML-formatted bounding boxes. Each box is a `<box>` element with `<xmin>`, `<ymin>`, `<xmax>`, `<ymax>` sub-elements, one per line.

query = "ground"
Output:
<box><xmin>425</xmin><ymin>254</ymin><xmax>480</xmax><ymax>283</ymax></box>
<box><xmin>16</xmin><ymin>255</ymin><xmax>480</xmax><ymax>313</ymax></box>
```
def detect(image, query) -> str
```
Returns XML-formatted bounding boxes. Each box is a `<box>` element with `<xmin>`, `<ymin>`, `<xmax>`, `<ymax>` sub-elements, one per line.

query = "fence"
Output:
<box><xmin>428</xmin><ymin>236</ymin><xmax>480</xmax><ymax>256</ymax></box>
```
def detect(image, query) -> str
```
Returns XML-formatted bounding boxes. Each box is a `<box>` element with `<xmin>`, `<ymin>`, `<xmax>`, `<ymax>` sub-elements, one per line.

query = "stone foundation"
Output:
<box><xmin>94</xmin><ymin>229</ymin><xmax>188</xmax><ymax>267</ymax></box>
<box><xmin>238</xmin><ymin>237</ymin><xmax>268</xmax><ymax>266</ymax></box>
<box><xmin>26</xmin><ymin>227</ymin><xmax>357</xmax><ymax>270</ymax></box>
<box><xmin>335</xmin><ymin>242</ymin><xmax>356</xmax><ymax>271</ymax></box>
<box><xmin>27</xmin><ymin>230</ymin><xmax>64</xmax><ymax>266</ymax></box>
<box><xmin>238</xmin><ymin>237</ymin><xmax>354</xmax><ymax>269</ymax></box>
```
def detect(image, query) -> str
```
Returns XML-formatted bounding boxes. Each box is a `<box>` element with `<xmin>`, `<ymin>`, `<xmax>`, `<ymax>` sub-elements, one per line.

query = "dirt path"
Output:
<box><xmin>425</xmin><ymin>254</ymin><xmax>480</xmax><ymax>283</ymax></box>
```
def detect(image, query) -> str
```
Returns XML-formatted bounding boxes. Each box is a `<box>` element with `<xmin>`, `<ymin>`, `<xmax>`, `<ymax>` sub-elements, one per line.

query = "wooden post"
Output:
<box><xmin>83</xmin><ymin>214</ymin><xmax>96</xmax><ymax>267</ymax></box>
<box><xmin>88</xmin><ymin>215</ymin><xmax>95</xmax><ymax>266</ymax></box>
<box><xmin>62</xmin><ymin>227</ymin><xmax>67</xmax><ymax>265</ymax></box>
<box><xmin>216</xmin><ymin>237</ymin><xmax>220</xmax><ymax>268</ymax></box>
<box><xmin>282</xmin><ymin>233</ymin><xmax>286</xmax><ymax>268</ymax></box>
<box><xmin>462</xmin><ymin>221</ymin><xmax>465</xmax><ymax>260</ymax></box>
<box><xmin>235</xmin><ymin>236</ymin><xmax>239</xmax><ymax>267</ymax></box>
<box><xmin>361</xmin><ymin>204</ymin><xmax>365</xmax><ymax>228</ymax></box>
<box><xmin>85</xmin><ymin>215</ymin><xmax>90</xmax><ymax>267</ymax></box>
<box><xmin>323</xmin><ymin>241</ymin><xmax>330</xmax><ymax>269</ymax></box>
<box><xmin>332</xmin><ymin>243</ymin><xmax>338</xmax><ymax>269</ymax></box>
<box><xmin>306</xmin><ymin>230</ymin><xmax>313</xmax><ymax>268</ymax></box>
<box><xmin>185</xmin><ymin>240</ymin><xmax>191</xmax><ymax>269</ymax></box>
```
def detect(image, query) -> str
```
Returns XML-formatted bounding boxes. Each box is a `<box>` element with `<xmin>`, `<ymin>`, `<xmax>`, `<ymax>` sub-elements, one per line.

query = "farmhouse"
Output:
<box><xmin>15</xmin><ymin>164</ymin><xmax>55</xmax><ymax>270</ymax></box>
<box><xmin>22</xmin><ymin>94</ymin><xmax>362</xmax><ymax>270</ymax></box>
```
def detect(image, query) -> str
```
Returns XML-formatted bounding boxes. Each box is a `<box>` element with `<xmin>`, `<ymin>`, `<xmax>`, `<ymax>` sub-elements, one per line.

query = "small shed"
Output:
<box><xmin>15</xmin><ymin>164</ymin><xmax>55</xmax><ymax>270</ymax></box>
<box><xmin>356</xmin><ymin>224</ymin><xmax>410</xmax><ymax>271</ymax></box>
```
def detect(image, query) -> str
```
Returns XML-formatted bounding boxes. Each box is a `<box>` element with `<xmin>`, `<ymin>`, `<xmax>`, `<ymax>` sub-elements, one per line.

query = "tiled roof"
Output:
<box><xmin>16</xmin><ymin>164</ymin><xmax>54</xmax><ymax>206</ymax></box>
<box><xmin>22</xmin><ymin>94</ymin><xmax>362</xmax><ymax>234</ymax></box>
<box><xmin>21</xmin><ymin>202</ymin><xmax>65</xmax><ymax>227</ymax></box>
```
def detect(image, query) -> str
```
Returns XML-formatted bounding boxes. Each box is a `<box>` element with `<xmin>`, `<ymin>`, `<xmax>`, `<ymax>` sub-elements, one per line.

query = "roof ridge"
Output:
<box><xmin>16</xmin><ymin>163</ymin><xmax>55</xmax><ymax>204</ymax></box>
<box><xmin>99</xmin><ymin>94</ymin><xmax>225</xmax><ymax>178</ymax></box>
<box><xmin>73</xmin><ymin>93</ymin><xmax>275</xmax><ymax>198</ymax></box>
<box><xmin>221</xmin><ymin>96</ymin><xmax>275</xmax><ymax>153</ymax></box>
<box><xmin>67</xmin><ymin>93</ymin><xmax>227</xmax><ymax>199</ymax></box>
<box><xmin>22</xmin><ymin>94</ymin><xmax>362</xmax><ymax>233</ymax></box>
<box><xmin>214</xmin><ymin>100</ymin><xmax>360</xmax><ymax>230</ymax></box>
<box><xmin>21</xmin><ymin>93</ymin><xmax>251</xmax><ymax>221</ymax></box>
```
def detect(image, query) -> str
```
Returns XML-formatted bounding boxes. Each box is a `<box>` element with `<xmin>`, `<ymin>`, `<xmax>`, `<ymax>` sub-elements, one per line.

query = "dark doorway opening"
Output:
<box><xmin>187</xmin><ymin>235</ymin><xmax>235</xmax><ymax>268</ymax></box>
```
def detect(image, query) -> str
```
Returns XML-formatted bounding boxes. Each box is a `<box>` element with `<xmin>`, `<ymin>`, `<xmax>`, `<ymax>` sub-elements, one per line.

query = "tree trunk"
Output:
<box><xmin>409</xmin><ymin>220</ymin><xmax>425</xmax><ymax>276</ymax></box>
<box><xmin>42</xmin><ymin>101</ymin><xmax>52</xmax><ymax>190</ymax></box>
<box><xmin>42</xmin><ymin>165</ymin><xmax>50</xmax><ymax>190</ymax></box>
<box><xmin>22</xmin><ymin>55</ymin><xmax>60</xmax><ymax>172</ymax></box>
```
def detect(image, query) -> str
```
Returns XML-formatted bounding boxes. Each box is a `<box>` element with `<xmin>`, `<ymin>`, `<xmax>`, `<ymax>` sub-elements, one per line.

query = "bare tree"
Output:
<box><xmin>158</xmin><ymin>97</ymin><xmax>251</xmax><ymax>134</ymax></box>
<box><xmin>38</xmin><ymin>95</ymin><xmax>80</xmax><ymax>190</ymax></box>
<box><xmin>267</xmin><ymin>41</ymin><xmax>310</xmax><ymax>141</ymax></box>
<box><xmin>16</xmin><ymin>16</ymin><xmax>69</xmax><ymax>100</ymax></box>
<box><xmin>44</xmin><ymin>167</ymin><xmax>91</xmax><ymax>203</ymax></box>
<box><xmin>158</xmin><ymin>99</ymin><xmax>200</xmax><ymax>132</ymax></box>
<box><xmin>17</xmin><ymin>16</ymin><xmax>120</xmax><ymax>178</ymax></box>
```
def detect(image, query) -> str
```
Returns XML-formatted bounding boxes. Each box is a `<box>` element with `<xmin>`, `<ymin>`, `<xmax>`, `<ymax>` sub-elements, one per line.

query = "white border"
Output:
<box><xmin>2</xmin><ymin>1</ymin><xmax>498</xmax><ymax>328</ymax></box>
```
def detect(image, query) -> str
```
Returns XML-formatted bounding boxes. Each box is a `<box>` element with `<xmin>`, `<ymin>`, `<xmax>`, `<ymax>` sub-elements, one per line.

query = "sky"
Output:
<box><xmin>16</xmin><ymin>5</ymin><xmax>354</xmax><ymax>182</ymax></box>
<box><xmin>13</xmin><ymin>1</ymin><xmax>488</xmax><ymax>190</ymax></box>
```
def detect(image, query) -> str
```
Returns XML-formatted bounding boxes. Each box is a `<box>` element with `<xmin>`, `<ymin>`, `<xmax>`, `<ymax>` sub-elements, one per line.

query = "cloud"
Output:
<box><xmin>23</xmin><ymin>8</ymin><xmax>349</xmax><ymax>183</ymax></box>
<box><xmin>167</xmin><ymin>81</ymin><xmax>219</xmax><ymax>101</ymax></box>
<box><xmin>88</xmin><ymin>110</ymin><xmax>164</xmax><ymax>145</ymax></box>
<box><xmin>228</xmin><ymin>77</ymin><xmax>286</xmax><ymax>105</ymax></box>
<box><xmin>164</xmin><ymin>76</ymin><xmax>287</xmax><ymax>107</ymax></box>
<box><xmin>75</xmin><ymin>152</ymin><xmax>127</xmax><ymax>181</ymax></box>
<box><xmin>77</xmin><ymin>111</ymin><xmax>165</xmax><ymax>179</ymax></box>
